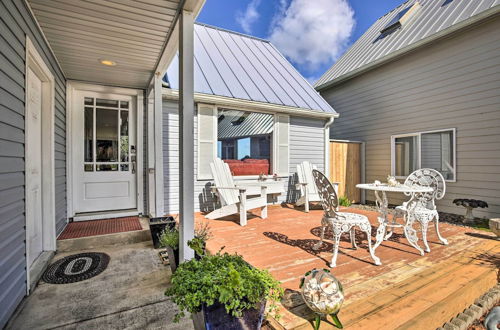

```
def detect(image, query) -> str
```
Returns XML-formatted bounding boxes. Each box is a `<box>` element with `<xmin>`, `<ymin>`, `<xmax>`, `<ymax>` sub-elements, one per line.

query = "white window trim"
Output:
<box><xmin>391</xmin><ymin>128</ymin><xmax>456</xmax><ymax>182</ymax></box>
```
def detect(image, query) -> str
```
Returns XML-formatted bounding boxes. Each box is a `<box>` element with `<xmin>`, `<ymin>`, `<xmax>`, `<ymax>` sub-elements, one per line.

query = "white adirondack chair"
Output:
<box><xmin>205</xmin><ymin>158</ymin><xmax>268</xmax><ymax>226</ymax></box>
<box><xmin>295</xmin><ymin>161</ymin><xmax>321</xmax><ymax>212</ymax></box>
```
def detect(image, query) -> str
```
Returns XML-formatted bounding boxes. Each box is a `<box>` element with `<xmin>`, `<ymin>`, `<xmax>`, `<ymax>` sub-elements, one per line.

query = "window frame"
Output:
<box><xmin>391</xmin><ymin>128</ymin><xmax>456</xmax><ymax>182</ymax></box>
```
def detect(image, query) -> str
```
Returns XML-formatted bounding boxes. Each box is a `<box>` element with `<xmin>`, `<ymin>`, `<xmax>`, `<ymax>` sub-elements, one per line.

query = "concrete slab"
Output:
<box><xmin>7</xmin><ymin>241</ymin><xmax>192</xmax><ymax>330</ymax></box>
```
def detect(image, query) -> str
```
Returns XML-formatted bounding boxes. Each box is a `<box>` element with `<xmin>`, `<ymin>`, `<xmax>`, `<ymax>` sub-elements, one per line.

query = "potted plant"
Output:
<box><xmin>159</xmin><ymin>221</ymin><xmax>212</xmax><ymax>272</ymax></box>
<box><xmin>165</xmin><ymin>252</ymin><xmax>283</xmax><ymax>330</ymax></box>
<box><xmin>149</xmin><ymin>216</ymin><xmax>175</xmax><ymax>249</ymax></box>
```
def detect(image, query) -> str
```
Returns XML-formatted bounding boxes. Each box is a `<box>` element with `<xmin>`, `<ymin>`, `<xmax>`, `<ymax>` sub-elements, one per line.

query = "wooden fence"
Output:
<box><xmin>329</xmin><ymin>140</ymin><xmax>364</xmax><ymax>203</ymax></box>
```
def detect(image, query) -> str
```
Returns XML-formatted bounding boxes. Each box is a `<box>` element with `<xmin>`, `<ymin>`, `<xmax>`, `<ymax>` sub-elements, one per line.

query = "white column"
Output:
<box><xmin>154</xmin><ymin>74</ymin><xmax>164</xmax><ymax>217</ymax></box>
<box><xmin>147</xmin><ymin>91</ymin><xmax>156</xmax><ymax>217</ymax></box>
<box><xmin>179</xmin><ymin>9</ymin><xmax>195</xmax><ymax>262</ymax></box>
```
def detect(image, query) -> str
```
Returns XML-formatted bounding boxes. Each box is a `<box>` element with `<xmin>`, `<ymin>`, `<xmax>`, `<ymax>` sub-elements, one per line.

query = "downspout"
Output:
<box><xmin>324</xmin><ymin>116</ymin><xmax>335</xmax><ymax>178</ymax></box>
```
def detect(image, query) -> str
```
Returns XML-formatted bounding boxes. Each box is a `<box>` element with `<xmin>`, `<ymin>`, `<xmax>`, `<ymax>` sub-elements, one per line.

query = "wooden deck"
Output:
<box><xmin>200</xmin><ymin>205</ymin><xmax>499</xmax><ymax>330</ymax></box>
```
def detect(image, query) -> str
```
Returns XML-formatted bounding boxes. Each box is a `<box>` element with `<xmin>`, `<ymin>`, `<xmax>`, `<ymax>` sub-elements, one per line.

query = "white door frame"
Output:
<box><xmin>66</xmin><ymin>81</ymin><xmax>144</xmax><ymax>219</ymax></box>
<box><xmin>25</xmin><ymin>37</ymin><xmax>56</xmax><ymax>294</ymax></box>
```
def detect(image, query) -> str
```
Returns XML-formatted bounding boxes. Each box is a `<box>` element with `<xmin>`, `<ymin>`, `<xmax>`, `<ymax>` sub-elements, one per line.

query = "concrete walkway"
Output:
<box><xmin>8</xmin><ymin>241</ymin><xmax>193</xmax><ymax>330</ymax></box>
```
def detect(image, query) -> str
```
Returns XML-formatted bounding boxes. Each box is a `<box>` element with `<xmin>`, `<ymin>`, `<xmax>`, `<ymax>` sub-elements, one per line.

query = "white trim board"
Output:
<box><xmin>25</xmin><ymin>36</ymin><xmax>56</xmax><ymax>295</ymax></box>
<box><xmin>66</xmin><ymin>81</ymin><xmax>145</xmax><ymax>220</ymax></box>
<box><xmin>163</xmin><ymin>88</ymin><xmax>339</xmax><ymax>119</ymax></box>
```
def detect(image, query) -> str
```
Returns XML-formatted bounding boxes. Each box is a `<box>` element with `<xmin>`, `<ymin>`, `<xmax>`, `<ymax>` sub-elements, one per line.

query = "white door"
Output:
<box><xmin>26</xmin><ymin>68</ymin><xmax>44</xmax><ymax>266</ymax></box>
<box><xmin>73</xmin><ymin>91</ymin><xmax>137</xmax><ymax>213</ymax></box>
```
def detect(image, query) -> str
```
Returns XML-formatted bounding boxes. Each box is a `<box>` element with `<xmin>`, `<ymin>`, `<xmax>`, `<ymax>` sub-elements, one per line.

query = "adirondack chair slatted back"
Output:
<box><xmin>297</xmin><ymin>161</ymin><xmax>319</xmax><ymax>196</ymax></box>
<box><xmin>210</xmin><ymin>158</ymin><xmax>240</xmax><ymax>206</ymax></box>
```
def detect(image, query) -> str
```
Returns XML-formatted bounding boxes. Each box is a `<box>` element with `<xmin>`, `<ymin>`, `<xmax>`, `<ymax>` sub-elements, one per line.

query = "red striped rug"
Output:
<box><xmin>58</xmin><ymin>216</ymin><xmax>142</xmax><ymax>240</ymax></box>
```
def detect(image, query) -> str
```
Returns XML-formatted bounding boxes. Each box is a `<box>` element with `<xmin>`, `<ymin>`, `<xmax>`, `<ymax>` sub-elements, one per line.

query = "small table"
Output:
<box><xmin>356</xmin><ymin>183</ymin><xmax>434</xmax><ymax>257</ymax></box>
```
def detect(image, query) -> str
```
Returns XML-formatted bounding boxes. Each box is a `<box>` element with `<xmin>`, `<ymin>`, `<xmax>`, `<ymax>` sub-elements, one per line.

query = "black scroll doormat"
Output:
<box><xmin>42</xmin><ymin>252</ymin><xmax>110</xmax><ymax>284</ymax></box>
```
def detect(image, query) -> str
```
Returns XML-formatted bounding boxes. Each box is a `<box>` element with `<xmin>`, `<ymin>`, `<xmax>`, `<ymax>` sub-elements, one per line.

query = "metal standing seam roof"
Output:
<box><xmin>315</xmin><ymin>0</ymin><xmax>500</xmax><ymax>89</ymax></box>
<box><xmin>165</xmin><ymin>23</ymin><xmax>336</xmax><ymax>114</ymax></box>
<box><xmin>217</xmin><ymin>110</ymin><xmax>274</xmax><ymax>140</ymax></box>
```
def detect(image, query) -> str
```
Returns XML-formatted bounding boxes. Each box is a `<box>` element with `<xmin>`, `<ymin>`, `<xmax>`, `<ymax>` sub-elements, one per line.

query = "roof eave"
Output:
<box><xmin>315</xmin><ymin>5</ymin><xmax>500</xmax><ymax>92</ymax></box>
<box><xmin>163</xmin><ymin>88</ymin><xmax>339</xmax><ymax>118</ymax></box>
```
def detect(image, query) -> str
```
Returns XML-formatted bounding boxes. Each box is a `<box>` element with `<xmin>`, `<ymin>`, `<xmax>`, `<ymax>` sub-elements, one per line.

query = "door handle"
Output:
<box><xmin>131</xmin><ymin>155</ymin><xmax>136</xmax><ymax>174</ymax></box>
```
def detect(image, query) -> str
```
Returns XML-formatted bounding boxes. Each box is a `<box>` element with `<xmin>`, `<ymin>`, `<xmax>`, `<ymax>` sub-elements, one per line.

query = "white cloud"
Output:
<box><xmin>236</xmin><ymin>0</ymin><xmax>262</xmax><ymax>34</ymax></box>
<box><xmin>269</xmin><ymin>0</ymin><xmax>355</xmax><ymax>71</ymax></box>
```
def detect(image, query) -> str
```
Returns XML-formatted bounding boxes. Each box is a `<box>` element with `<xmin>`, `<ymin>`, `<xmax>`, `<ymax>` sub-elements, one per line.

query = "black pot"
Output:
<box><xmin>192</xmin><ymin>300</ymin><xmax>266</xmax><ymax>330</ymax></box>
<box><xmin>165</xmin><ymin>246</ymin><xmax>180</xmax><ymax>273</ymax></box>
<box><xmin>149</xmin><ymin>216</ymin><xmax>175</xmax><ymax>249</ymax></box>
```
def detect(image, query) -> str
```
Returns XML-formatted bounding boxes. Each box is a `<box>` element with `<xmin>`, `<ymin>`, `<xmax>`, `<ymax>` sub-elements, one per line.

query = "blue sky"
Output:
<box><xmin>197</xmin><ymin>0</ymin><xmax>404</xmax><ymax>84</ymax></box>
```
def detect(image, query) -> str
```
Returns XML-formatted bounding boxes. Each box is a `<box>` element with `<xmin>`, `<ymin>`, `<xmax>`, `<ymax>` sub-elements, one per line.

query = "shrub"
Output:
<box><xmin>338</xmin><ymin>196</ymin><xmax>352</xmax><ymax>207</ymax></box>
<box><xmin>159</xmin><ymin>226</ymin><xmax>179</xmax><ymax>249</ymax></box>
<box><xmin>159</xmin><ymin>221</ymin><xmax>213</xmax><ymax>251</ymax></box>
<box><xmin>165</xmin><ymin>253</ymin><xmax>283</xmax><ymax>322</ymax></box>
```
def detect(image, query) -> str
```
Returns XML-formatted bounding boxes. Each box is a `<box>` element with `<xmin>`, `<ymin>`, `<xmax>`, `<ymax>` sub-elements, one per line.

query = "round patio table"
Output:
<box><xmin>356</xmin><ymin>183</ymin><xmax>434</xmax><ymax>258</ymax></box>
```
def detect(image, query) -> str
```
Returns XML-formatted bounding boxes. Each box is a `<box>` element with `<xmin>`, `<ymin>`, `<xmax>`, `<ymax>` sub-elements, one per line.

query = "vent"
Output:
<box><xmin>380</xmin><ymin>1</ymin><xmax>421</xmax><ymax>34</ymax></box>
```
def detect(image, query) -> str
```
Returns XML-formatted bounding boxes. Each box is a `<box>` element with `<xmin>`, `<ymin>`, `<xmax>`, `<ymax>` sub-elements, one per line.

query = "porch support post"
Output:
<box><xmin>154</xmin><ymin>74</ymin><xmax>164</xmax><ymax>217</ymax></box>
<box><xmin>179</xmin><ymin>9</ymin><xmax>195</xmax><ymax>262</ymax></box>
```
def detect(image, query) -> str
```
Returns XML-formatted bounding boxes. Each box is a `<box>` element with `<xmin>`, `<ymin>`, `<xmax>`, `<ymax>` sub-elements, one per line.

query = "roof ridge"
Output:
<box><xmin>194</xmin><ymin>22</ymin><xmax>271</xmax><ymax>43</ymax></box>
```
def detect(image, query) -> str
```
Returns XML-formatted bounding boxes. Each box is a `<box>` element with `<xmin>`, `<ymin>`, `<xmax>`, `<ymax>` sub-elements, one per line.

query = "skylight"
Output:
<box><xmin>380</xmin><ymin>1</ymin><xmax>421</xmax><ymax>35</ymax></box>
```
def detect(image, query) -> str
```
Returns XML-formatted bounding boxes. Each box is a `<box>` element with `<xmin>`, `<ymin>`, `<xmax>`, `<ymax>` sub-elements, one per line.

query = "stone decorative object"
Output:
<box><xmin>452</xmin><ymin>199</ymin><xmax>489</xmax><ymax>223</ymax></box>
<box><xmin>373</xmin><ymin>180</ymin><xmax>381</xmax><ymax>186</ymax></box>
<box><xmin>300</xmin><ymin>269</ymin><xmax>344</xmax><ymax>329</ymax></box>
<box><xmin>488</xmin><ymin>218</ymin><xmax>500</xmax><ymax>240</ymax></box>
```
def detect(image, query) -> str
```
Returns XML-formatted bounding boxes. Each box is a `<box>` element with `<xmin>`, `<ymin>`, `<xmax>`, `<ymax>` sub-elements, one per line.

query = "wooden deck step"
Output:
<box><xmin>267</xmin><ymin>239</ymin><xmax>499</xmax><ymax>330</ymax></box>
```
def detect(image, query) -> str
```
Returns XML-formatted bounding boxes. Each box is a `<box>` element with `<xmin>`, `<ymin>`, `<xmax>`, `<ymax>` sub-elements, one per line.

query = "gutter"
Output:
<box><xmin>162</xmin><ymin>88</ymin><xmax>339</xmax><ymax>119</ymax></box>
<box><xmin>323</xmin><ymin>116</ymin><xmax>335</xmax><ymax>178</ymax></box>
<box><xmin>315</xmin><ymin>5</ymin><xmax>500</xmax><ymax>91</ymax></box>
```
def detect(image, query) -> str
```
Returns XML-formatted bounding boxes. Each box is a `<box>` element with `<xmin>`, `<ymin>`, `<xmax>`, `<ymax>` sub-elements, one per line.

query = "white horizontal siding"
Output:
<box><xmin>162</xmin><ymin>100</ymin><xmax>327</xmax><ymax>214</ymax></box>
<box><xmin>321</xmin><ymin>18</ymin><xmax>500</xmax><ymax>218</ymax></box>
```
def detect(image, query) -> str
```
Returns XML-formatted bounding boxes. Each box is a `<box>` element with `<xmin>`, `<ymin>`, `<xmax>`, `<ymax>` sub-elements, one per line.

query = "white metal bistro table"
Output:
<box><xmin>356</xmin><ymin>183</ymin><xmax>434</xmax><ymax>258</ymax></box>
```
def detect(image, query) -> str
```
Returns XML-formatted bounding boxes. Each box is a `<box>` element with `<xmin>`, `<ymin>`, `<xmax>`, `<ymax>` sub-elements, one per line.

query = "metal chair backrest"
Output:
<box><xmin>404</xmin><ymin>168</ymin><xmax>446</xmax><ymax>209</ymax></box>
<box><xmin>312</xmin><ymin>169</ymin><xmax>339</xmax><ymax>218</ymax></box>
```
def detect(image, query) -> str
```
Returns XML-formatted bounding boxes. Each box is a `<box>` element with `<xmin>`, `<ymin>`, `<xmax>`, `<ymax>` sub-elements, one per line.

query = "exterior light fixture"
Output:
<box><xmin>99</xmin><ymin>59</ymin><xmax>116</xmax><ymax>66</ymax></box>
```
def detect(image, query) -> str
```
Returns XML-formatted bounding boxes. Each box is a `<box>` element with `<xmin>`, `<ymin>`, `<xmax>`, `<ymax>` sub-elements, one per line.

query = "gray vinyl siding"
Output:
<box><xmin>162</xmin><ymin>100</ymin><xmax>326</xmax><ymax>214</ymax></box>
<box><xmin>320</xmin><ymin>17</ymin><xmax>500</xmax><ymax>219</ymax></box>
<box><xmin>0</xmin><ymin>0</ymin><xmax>66</xmax><ymax>327</ymax></box>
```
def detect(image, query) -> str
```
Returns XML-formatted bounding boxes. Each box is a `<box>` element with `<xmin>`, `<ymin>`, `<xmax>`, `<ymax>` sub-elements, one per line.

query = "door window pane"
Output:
<box><xmin>96</xmin><ymin>108</ymin><xmax>118</xmax><ymax>162</ymax></box>
<box><xmin>395</xmin><ymin>136</ymin><xmax>418</xmax><ymax>176</ymax></box>
<box><xmin>120</xmin><ymin>110</ymin><xmax>129</xmax><ymax>162</ymax></box>
<box><xmin>217</xmin><ymin>109</ymin><xmax>273</xmax><ymax>176</ymax></box>
<box><xmin>96</xmin><ymin>98</ymin><xmax>119</xmax><ymax>108</ymax></box>
<box><xmin>84</xmin><ymin>107</ymin><xmax>93</xmax><ymax>162</ymax></box>
<box><xmin>421</xmin><ymin>131</ymin><xmax>454</xmax><ymax>180</ymax></box>
<box><xmin>84</xmin><ymin>97</ymin><xmax>94</xmax><ymax>106</ymax></box>
<box><xmin>120</xmin><ymin>101</ymin><xmax>129</xmax><ymax>109</ymax></box>
<box><xmin>96</xmin><ymin>164</ymin><xmax>118</xmax><ymax>171</ymax></box>
<box><xmin>84</xmin><ymin>164</ymin><xmax>93</xmax><ymax>172</ymax></box>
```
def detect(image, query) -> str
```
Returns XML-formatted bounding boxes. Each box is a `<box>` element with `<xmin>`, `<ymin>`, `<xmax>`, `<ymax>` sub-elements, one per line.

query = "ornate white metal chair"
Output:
<box><xmin>396</xmin><ymin>168</ymin><xmax>448</xmax><ymax>252</ymax></box>
<box><xmin>312</xmin><ymin>169</ymin><xmax>380</xmax><ymax>267</ymax></box>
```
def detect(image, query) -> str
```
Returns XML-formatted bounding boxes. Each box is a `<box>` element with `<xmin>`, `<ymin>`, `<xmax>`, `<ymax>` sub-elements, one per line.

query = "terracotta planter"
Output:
<box><xmin>192</xmin><ymin>300</ymin><xmax>266</xmax><ymax>330</ymax></box>
<box><xmin>488</xmin><ymin>218</ymin><xmax>500</xmax><ymax>239</ymax></box>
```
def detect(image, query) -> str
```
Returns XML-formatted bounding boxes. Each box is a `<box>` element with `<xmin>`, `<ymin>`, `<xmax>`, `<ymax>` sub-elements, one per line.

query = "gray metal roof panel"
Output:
<box><xmin>217</xmin><ymin>110</ymin><xmax>274</xmax><ymax>139</ymax></box>
<box><xmin>166</xmin><ymin>23</ymin><xmax>336</xmax><ymax>113</ymax></box>
<box><xmin>315</xmin><ymin>0</ymin><xmax>499</xmax><ymax>89</ymax></box>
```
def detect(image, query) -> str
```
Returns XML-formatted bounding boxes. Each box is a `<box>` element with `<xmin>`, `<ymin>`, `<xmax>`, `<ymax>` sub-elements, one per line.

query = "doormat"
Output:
<box><xmin>42</xmin><ymin>252</ymin><xmax>110</xmax><ymax>284</ymax></box>
<box><xmin>58</xmin><ymin>217</ymin><xmax>142</xmax><ymax>240</ymax></box>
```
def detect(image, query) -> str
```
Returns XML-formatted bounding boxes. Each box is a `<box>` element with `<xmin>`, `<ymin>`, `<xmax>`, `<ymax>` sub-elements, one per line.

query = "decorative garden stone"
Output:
<box><xmin>452</xmin><ymin>199</ymin><xmax>488</xmax><ymax>223</ymax></box>
<box><xmin>300</xmin><ymin>269</ymin><xmax>344</xmax><ymax>329</ymax></box>
<box><xmin>488</xmin><ymin>218</ymin><xmax>500</xmax><ymax>239</ymax></box>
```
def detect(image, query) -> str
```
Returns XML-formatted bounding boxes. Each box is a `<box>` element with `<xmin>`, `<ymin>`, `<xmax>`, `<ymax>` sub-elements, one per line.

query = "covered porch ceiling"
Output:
<box><xmin>27</xmin><ymin>0</ymin><xmax>204</xmax><ymax>89</ymax></box>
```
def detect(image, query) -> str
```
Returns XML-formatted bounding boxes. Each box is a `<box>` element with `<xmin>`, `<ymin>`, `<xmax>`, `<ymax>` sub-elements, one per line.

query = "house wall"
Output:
<box><xmin>0</xmin><ymin>0</ymin><xmax>67</xmax><ymax>326</ymax></box>
<box><xmin>320</xmin><ymin>17</ymin><xmax>500</xmax><ymax>219</ymax></box>
<box><xmin>162</xmin><ymin>99</ymin><xmax>326</xmax><ymax>214</ymax></box>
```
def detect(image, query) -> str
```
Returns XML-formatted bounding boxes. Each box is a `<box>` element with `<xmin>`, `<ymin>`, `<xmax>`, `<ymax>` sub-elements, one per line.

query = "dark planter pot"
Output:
<box><xmin>149</xmin><ymin>216</ymin><xmax>175</xmax><ymax>249</ymax></box>
<box><xmin>192</xmin><ymin>300</ymin><xmax>266</xmax><ymax>330</ymax></box>
<box><xmin>165</xmin><ymin>246</ymin><xmax>180</xmax><ymax>273</ymax></box>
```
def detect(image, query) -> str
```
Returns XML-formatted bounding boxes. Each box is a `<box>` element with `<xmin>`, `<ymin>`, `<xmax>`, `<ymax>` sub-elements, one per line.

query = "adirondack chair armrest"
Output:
<box><xmin>295</xmin><ymin>182</ymin><xmax>308</xmax><ymax>190</ymax></box>
<box><xmin>211</xmin><ymin>186</ymin><xmax>247</xmax><ymax>193</ymax></box>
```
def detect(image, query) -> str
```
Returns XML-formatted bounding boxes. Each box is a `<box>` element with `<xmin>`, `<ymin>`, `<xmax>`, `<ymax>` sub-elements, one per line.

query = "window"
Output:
<box><xmin>197</xmin><ymin>104</ymin><xmax>289</xmax><ymax>180</ymax></box>
<box><xmin>379</xmin><ymin>1</ymin><xmax>421</xmax><ymax>35</ymax></box>
<box><xmin>391</xmin><ymin>129</ymin><xmax>456</xmax><ymax>181</ymax></box>
<box><xmin>217</xmin><ymin>109</ymin><xmax>273</xmax><ymax>176</ymax></box>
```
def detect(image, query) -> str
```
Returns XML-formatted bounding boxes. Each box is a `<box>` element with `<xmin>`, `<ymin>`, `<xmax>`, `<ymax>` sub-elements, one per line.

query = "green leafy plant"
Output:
<box><xmin>159</xmin><ymin>225</ymin><xmax>179</xmax><ymax>249</ymax></box>
<box><xmin>159</xmin><ymin>221</ymin><xmax>213</xmax><ymax>251</ymax></box>
<box><xmin>165</xmin><ymin>252</ymin><xmax>283</xmax><ymax>322</ymax></box>
<box><xmin>338</xmin><ymin>196</ymin><xmax>352</xmax><ymax>207</ymax></box>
